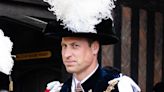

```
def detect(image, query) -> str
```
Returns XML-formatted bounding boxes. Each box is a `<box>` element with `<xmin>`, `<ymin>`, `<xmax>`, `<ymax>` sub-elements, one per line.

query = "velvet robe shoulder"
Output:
<box><xmin>60</xmin><ymin>67</ymin><xmax>120</xmax><ymax>92</ymax></box>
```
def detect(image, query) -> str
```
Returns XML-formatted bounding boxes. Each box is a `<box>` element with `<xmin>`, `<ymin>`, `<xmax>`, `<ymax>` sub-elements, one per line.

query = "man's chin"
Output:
<box><xmin>66</xmin><ymin>68</ymin><xmax>77</xmax><ymax>73</ymax></box>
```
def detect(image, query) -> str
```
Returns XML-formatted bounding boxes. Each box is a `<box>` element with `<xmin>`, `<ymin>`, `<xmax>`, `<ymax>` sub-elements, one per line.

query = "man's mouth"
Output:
<box><xmin>64</xmin><ymin>60</ymin><xmax>76</xmax><ymax>66</ymax></box>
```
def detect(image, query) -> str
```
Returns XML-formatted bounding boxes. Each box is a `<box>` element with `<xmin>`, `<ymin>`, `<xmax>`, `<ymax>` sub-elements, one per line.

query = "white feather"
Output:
<box><xmin>43</xmin><ymin>0</ymin><xmax>116</xmax><ymax>33</ymax></box>
<box><xmin>0</xmin><ymin>29</ymin><xmax>14</xmax><ymax>75</ymax></box>
<box><xmin>117</xmin><ymin>75</ymin><xmax>141</xmax><ymax>92</ymax></box>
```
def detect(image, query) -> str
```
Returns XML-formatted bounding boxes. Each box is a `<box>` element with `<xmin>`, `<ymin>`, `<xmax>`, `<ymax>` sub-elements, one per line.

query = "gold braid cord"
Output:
<box><xmin>104</xmin><ymin>79</ymin><xmax>119</xmax><ymax>92</ymax></box>
<box><xmin>88</xmin><ymin>79</ymin><xmax>119</xmax><ymax>92</ymax></box>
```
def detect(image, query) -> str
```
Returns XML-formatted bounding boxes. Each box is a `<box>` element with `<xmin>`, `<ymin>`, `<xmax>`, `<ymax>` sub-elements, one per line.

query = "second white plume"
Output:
<box><xmin>0</xmin><ymin>29</ymin><xmax>14</xmax><ymax>75</ymax></box>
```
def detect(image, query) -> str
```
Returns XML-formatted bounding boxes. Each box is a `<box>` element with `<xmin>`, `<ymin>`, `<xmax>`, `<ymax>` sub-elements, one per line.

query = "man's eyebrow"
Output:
<box><xmin>61</xmin><ymin>41</ymin><xmax>77</xmax><ymax>46</ymax></box>
<box><xmin>70</xmin><ymin>42</ymin><xmax>75</xmax><ymax>45</ymax></box>
<box><xmin>61</xmin><ymin>42</ymin><xmax>66</xmax><ymax>46</ymax></box>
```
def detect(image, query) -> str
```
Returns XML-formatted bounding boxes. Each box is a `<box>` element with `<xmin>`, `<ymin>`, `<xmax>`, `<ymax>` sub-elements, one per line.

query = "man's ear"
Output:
<box><xmin>91</xmin><ymin>41</ymin><xmax>100</xmax><ymax>55</ymax></box>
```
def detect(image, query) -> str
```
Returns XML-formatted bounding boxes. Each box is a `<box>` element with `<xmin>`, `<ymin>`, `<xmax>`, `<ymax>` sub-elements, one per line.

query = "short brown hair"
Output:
<box><xmin>85</xmin><ymin>38</ymin><xmax>99</xmax><ymax>47</ymax></box>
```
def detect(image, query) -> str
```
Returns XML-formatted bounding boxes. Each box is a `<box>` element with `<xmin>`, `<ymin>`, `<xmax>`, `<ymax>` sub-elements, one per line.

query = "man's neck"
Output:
<box><xmin>73</xmin><ymin>64</ymin><xmax>99</xmax><ymax>83</ymax></box>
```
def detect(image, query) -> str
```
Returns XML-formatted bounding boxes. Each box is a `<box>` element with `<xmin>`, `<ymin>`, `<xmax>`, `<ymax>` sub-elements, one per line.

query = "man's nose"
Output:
<box><xmin>62</xmin><ymin>48</ymin><xmax>72</xmax><ymax>58</ymax></box>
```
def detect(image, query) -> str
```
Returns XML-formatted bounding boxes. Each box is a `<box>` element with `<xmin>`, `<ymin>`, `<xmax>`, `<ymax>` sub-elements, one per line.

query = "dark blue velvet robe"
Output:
<box><xmin>0</xmin><ymin>72</ymin><xmax>9</xmax><ymax>90</ymax></box>
<box><xmin>60</xmin><ymin>67</ymin><xmax>120</xmax><ymax>92</ymax></box>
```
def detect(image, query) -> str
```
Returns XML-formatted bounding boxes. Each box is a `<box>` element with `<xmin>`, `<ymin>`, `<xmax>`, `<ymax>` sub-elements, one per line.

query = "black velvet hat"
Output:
<box><xmin>44</xmin><ymin>19</ymin><xmax>118</xmax><ymax>45</ymax></box>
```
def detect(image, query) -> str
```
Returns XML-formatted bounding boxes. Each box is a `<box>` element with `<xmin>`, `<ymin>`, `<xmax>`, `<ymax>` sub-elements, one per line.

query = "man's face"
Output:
<box><xmin>61</xmin><ymin>37</ymin><xmax>99</xmax><ymax>74</ymax></box>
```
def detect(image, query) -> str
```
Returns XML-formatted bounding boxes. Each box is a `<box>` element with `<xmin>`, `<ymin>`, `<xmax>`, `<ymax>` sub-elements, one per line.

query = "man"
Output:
<box><xmin>0</xmin><ymin>72</ymin><xmax>9</xmax><ymax>92</ymax></box>
<box><xmin>59</xmin><ymin>19</ymin><xmax>120</xmax><ymax>92</ymax></box>
<box><xmin>44</xmin><ymin>20</ymin><xmax>141</xmax><ymax>92</ymax></box>
<box><xmin>153</xmin><ymin>82</ymin><xmax>164</xmax><ymax>92</ymax></box>
<box><xmin>43</xmin><ymin>0</ymin><xmax>141</xmax><ymax>91</ymax></box>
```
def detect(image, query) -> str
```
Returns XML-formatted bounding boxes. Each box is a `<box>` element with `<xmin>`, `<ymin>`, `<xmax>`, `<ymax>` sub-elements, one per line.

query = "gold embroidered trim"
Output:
<box><xmin>104</xmin><ymin>79</ymin><xmax>119</xmax><ymax>92</ymax></box>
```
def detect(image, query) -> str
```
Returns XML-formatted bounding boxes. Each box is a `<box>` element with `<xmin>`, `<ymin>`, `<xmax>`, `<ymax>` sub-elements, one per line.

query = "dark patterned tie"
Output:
<box><xmin>75</xmin><ymin>82</ymin><xmax>83</xmax><ymax>92</ymax></box>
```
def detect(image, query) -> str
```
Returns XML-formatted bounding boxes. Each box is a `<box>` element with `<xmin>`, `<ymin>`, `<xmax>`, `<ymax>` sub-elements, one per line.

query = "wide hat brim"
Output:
<box><xmin>44</xmin><ymin>19</ymin><xmax>119</xmax><ymax>45</ymax></box>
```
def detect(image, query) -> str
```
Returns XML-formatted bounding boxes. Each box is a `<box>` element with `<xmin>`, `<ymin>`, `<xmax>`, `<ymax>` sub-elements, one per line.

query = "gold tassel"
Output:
<box><xmin>9</xmin><ymin>76</ymin><xmax>13</xmax><ymax>92</ymax></box>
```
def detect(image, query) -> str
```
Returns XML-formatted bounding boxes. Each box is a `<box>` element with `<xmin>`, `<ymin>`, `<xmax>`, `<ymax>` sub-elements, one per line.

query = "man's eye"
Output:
<box><xmin>72</xmin><ymin>44</ymin><xmax>79</xmax><ymax>48</ymax></box>
<box><xmin>61</xmin><ymin>44</ymin><xmax>67</xmax><ymax>48</ymax></box>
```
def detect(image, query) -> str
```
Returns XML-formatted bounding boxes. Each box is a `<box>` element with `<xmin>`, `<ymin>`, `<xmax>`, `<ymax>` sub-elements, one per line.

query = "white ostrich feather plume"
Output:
<box><xmin>0</xmin><ymin>29</ymin><xmax>14</xmax><ymax>75</ymax></box>
<box><xmin>44</xmin><ymin>0</ymin><xmax>116</xmax><ymax>33</ymax></box>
